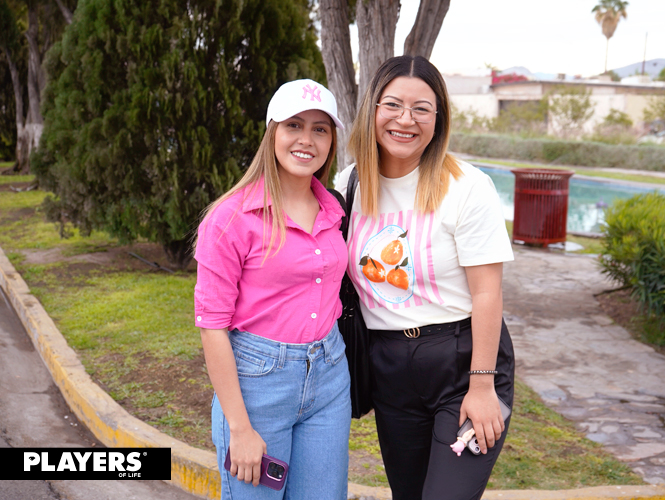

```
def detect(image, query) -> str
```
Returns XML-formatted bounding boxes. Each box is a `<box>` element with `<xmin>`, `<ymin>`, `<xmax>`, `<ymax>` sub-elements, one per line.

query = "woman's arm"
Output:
<box><xmin>459</xmin><ymin>262</ymin><xmax>505</xmax><ymax>455</ymax></box>
<box><xmin>201</xmin><ymin>328</ymin><xmax>266</xmax><ymax>486</ymax></box>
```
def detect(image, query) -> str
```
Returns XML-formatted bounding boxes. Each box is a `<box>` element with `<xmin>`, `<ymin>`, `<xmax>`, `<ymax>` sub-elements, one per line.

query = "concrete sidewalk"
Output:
<box><xmin>1</xmin><ymin>243</ymin><xmax>665</xmax><ymax>500</ymax></box>
<box><xmin>503</xmin><ymin>247</ymin><xmax>665</xmax><ymax>485</ymax></box>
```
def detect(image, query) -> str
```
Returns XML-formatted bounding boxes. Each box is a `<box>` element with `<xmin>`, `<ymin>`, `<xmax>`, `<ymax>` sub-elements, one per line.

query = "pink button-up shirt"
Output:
<box><xmin>194</xmin><ymin>176</ymin><xmax>347</xmax><ymax>344</ymax></box>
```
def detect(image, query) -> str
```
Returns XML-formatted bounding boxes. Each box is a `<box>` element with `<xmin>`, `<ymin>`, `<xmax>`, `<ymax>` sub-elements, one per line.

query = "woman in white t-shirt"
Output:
<box><xmin>335</xmin><ymin>55</ymin><xmax>515</xmax><ymax>500</ymax></box>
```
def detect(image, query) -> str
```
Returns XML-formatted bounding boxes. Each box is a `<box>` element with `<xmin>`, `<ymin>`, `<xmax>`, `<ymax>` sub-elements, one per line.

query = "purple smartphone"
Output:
<box><xmin>224</xmin><ymin>450</ymin><xmax>289</xmax><ymax>491</ymax></box>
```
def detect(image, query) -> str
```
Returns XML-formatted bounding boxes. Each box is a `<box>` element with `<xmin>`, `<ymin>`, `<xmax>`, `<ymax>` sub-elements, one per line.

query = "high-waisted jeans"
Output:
<box><xmin>211</xmin><ymin>322</ymin><xmax>352</xmax><ymax>500</ymax></box>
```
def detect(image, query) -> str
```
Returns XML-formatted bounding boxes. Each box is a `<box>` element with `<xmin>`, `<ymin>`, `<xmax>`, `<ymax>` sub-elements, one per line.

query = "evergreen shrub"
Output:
<box><xmin>600</xmin><ymin>192</ymin><xmax>665</xmax><ymax>335</ymax></box>
<box><xmin>32</xmin><ymin>0</ymin><xmax>324</xmax><ymax>268</ymax></box>
<box><xmin>450</xmin><ymin>133</ymin><xmax>665</xmax><ymax>171</ymax></box>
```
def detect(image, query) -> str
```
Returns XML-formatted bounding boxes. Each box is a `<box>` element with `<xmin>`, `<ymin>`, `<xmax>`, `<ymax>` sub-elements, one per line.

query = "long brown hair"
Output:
<box><xmin>194</xmin><ymin>119</ymin><xmax>337</xmax><ymax>257</ymax></box>
<box><xmin>348</xmin><ymin>55</ymin><xmax>462</xmax><ymax>216</ymax></box>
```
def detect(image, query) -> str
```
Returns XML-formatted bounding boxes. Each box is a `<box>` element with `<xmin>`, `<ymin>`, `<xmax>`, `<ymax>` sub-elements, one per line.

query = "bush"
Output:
<box><xmin>602</xmin><ymin>109</ymin><xmax>633</xmax><ymax>128</ymax></box>
<box><xmin>643</xmin><ymin>96</ymin><xmax>665</xmax><ymax>133</ymax></box>
<box><xmin>449</xmin><ymin>133</ymin><xmax>665</xmax><ymax>171</ymax></box>
<box><xmin>600</xmin><ymin>192</ymin><xmax>665</xmax><ymax>333</ymax></box>
<box><xmin>32</xmin><ymin>0</ymin><xmax>325</xmax><ymax>269</ymax></box>
<box><xmin>451</xmin><ymin>105</ymin><xmax>489</xmax><ymax>134</ymax></box>
<box><xmin>488</xmin><ymin>100</ymin><xmax>548</xmax><ymax>138</ymax></box>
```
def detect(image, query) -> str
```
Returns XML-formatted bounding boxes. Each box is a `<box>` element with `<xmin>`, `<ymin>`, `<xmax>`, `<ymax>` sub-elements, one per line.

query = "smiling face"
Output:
<box><xmin>375</xmin><ymin>76</ymin><xmax>437</xmax><ymax>177</ymax></box>
<box><xmin>274</xmin><ymin>109</ymin><xmax>334</xmax><ymax>182</ymax></box>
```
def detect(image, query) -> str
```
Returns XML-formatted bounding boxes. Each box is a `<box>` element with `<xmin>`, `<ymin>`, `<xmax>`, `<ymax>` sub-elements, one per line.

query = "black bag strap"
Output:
<box><xmin>328</xmin><ymin>166</ymin><xmax>358</xmax><ymax>242</ymax></box>
<box><xmin>344</xmin><ymin>167</ymin><xmax>358</xmax><ymax>241</ymax></box>
<box><xmin>327</xmin><ymin>188</ymin><xmax>348</xmax><ymax>237</ymax></box>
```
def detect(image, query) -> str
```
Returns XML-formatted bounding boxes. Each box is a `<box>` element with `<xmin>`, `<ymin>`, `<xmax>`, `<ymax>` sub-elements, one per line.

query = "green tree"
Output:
<box><xmin>548</xmin><ymin>86</ymin><xmax>596</xmax><ymax>139</ymax></box>
<box><xmin>592</xmin><ymin>0</ymin><xmax>628</xmax><ymax>73</ymax></box>
<box><xmin>643</xmin><ymin>96</ymin><xmax>665</xmax><ymax>132</ymax></box>
<box><xmin>33</xmin><ymin>0</ymin><xmax>324</xmax><ymax>268</ymax></box>
<box><xmin>655</xmin><ymin>68</ymin><xmax>665</xmax><ymax>82</ymax></box>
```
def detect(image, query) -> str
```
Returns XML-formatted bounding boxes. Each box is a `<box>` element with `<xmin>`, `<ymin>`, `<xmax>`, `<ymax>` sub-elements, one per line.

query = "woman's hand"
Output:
<box><xmin>228</xmin><ymin>426</ymin><xmax>267</xmax><ymax>486</ymax></box>
<box><xmin>459</xmin><ymin>381</ymin><xmax>504</xmax><ymax>454</ymax></box>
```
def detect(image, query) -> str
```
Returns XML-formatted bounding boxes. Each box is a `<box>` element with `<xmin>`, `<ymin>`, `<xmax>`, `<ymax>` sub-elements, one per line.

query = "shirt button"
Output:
<box><xmin>315</xmin><ymin>249</ymin><xmax>321</xmax><ymax>255</ymax></box>
<box><xmin>316</xmin><ymin>278</ymin><xmax>322</xmax><ymax>284</ymax></box>
<box><xmin>196</xmin><ymin>316</ymin><xmax>202</xmax><ymax>322</ymax></box>
<box><xmin>311</xmin><ymin>313</ymin><xmax>317</xmax><ymax>319</ymax></box>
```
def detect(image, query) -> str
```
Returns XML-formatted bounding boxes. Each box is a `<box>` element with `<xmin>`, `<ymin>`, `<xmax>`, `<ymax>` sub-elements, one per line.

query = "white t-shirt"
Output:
<box><xmin>335</xmin><ymin>160</ymin><xmax>514</xmax><ymax>330</ymax></box>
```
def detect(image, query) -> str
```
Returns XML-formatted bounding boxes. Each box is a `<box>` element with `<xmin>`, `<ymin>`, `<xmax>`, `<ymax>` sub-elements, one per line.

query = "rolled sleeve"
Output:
<box><xmin>194</xmin><ymin>199</ymin><xmax>247</xmax><ymax>329</ymax></box>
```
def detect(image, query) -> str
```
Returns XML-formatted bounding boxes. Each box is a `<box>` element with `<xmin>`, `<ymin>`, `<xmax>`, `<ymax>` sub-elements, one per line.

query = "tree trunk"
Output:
<box><xmin>403</xmin><ymin>0</ymin><xmax>450</xmax><ymax>59</ymax></box>
<box><xmin>320</xmin><ymin>0</ymin><xmax>450</xmax><ymax>173</ymax></box>
<box><xmin>18</xmin><ymin>0</ymin><xmax>46</xmax><ymax>174</ymax></box>
<box><xmin>320</xmin><ymin>0</ymin><xmax>358</xmax><ymax>171</ymax></box>
<box><xmin>163</xmin><ymin>239</ymin><xmax>194</xmax><ymax>270</ymax></box>
<box><xmin>356</xmin><ymin>0</ymin><xmax>400</xmax><ymax>108</ymax></box>
<box><xmin>604</xmin><ymin>37</ymin><xmax>609</xmax><ymax>73</ymax></box>
<box><xmin>54</xmin><ymin>0</ymin><xmax>73</xmax><ymax>24</ymax></box>
<box><xmin>1</xmin><ymin>44</ymin><xmax>27</xmax><ymax>172</ymax></box>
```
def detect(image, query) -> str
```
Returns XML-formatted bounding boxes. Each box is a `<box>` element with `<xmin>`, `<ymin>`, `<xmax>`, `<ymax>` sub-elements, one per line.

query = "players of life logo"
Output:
<box><xmin>359</xmin><ymin>225</ymin><xmax>413</xmax><ymax>304</ymax></box>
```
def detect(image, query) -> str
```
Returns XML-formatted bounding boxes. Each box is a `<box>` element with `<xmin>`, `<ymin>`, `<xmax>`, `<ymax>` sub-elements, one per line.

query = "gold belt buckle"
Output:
<box><xmin>404</xmin><ymin>327</ymin><xmax>420</xmax><ymax>339</ymax></box>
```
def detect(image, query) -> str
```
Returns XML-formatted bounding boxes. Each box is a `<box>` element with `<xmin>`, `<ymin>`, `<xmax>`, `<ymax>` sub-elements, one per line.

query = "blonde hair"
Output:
<box><xmin>194</xmin><ymin>119</ymin><xmax>337</xmax><ymax>257</ymax></box>
<box><xmin>348</xmin><ymin>56</ymin><xmax>463</xmax><ymax>217</ymax></box>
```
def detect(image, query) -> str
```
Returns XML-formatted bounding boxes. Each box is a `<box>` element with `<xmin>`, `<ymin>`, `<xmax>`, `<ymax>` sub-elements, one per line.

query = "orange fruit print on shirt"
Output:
<box><xmin>380</xmin><ymin>240</ymin><xmax>403</xmax><ymax>265</ymax></box>
<box><xmin>387</xmin><ymin>268</ymin><xmax>409</xmax><ymax>290</ymax></box>
<box><xmin>361</xmin><ymin>257</ymin><xmax>386</xmax><ymax>283</ymax></box>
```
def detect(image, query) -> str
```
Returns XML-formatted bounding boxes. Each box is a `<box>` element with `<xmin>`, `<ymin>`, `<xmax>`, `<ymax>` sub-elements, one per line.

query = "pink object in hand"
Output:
<box><xmin>450</xmin><ymin>439</ymin><xmax>466</xmax><ymax>456</ymax></box>
<box><xmin>450</xmin><ymin>427</ymin><xmax>476</xmax><ymax>457</ymax></box>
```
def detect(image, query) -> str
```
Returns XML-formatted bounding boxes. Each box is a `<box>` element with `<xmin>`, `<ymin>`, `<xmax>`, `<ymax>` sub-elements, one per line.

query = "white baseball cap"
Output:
<box><xmin>266</xmin><ymin>79</ymin><xmax>344</xmax><ymax>129</ymax></box>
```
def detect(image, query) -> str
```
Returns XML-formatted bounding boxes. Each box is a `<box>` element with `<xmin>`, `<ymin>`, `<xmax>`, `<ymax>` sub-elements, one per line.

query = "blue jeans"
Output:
<box><xmin>211</xmin><ymin>322</ymin><xmax>352</xmax><ymax>500</ymax></box>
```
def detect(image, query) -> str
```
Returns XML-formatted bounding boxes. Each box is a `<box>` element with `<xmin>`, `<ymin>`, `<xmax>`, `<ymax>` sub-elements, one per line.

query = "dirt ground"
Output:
<box><xmin>596</xmin><ymin>288</ymin><xmax>665</xmax><ymax>356</ymax></box>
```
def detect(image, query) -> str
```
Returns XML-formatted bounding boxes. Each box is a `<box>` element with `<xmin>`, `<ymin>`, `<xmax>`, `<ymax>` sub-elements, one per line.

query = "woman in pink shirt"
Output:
<box><xmin>194</xmin><ymin>80</ymin><xmax>351</xmax><ymax>500</ymax></box>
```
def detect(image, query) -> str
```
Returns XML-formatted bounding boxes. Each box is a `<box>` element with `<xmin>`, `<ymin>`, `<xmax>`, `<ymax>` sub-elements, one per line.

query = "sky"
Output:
<box><xmin>348</xmin><ymin>0</ymin><xmax>665</xmax><ymax>77</ymax></box>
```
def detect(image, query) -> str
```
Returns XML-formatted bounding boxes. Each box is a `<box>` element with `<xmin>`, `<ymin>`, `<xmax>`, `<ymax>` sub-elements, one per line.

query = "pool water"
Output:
<box><xmin>479</xmin><ymin>166</ymin><xmax>665</xmax><ymax>234</ymax></box>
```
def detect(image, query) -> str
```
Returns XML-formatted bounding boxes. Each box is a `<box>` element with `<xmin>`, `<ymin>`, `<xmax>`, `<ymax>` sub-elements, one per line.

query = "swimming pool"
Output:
<box><xmin>478</xmin><ymin>166</ymin><xmax>665</xmax><ymax>234</ymax></box>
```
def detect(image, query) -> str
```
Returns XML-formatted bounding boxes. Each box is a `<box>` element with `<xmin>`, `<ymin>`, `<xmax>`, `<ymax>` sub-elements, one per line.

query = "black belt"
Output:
<box><xmin>369</xmin><ymin>317</ymin><xmax>471</xmax><ymax>339</ymax></box>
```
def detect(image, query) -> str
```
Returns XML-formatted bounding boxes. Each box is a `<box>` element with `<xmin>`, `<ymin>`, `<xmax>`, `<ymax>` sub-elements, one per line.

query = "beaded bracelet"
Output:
<box><xmin>468</xmin><ymin>370</ymin><xmax>498</xmax><ymax>375</ymax></box>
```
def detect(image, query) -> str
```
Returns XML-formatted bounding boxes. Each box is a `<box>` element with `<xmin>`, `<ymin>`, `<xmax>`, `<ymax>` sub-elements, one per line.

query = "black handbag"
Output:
<box><xmin>328</xmin><ymin>167</ymin><xmax>373</xmax><ymax>419</ymax></box>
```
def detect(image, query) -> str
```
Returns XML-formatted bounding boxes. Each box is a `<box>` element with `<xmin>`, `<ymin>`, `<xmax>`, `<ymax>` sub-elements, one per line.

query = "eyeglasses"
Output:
<box><xmin>376</xmin><ymin>101</ymin><xmax>437</xmax><ymax>124</ymax></box>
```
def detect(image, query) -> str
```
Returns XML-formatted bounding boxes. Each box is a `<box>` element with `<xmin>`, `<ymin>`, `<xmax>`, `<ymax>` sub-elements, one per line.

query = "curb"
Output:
<box><xmin>0</xmin><ymin>247</ymin><xmax>219</xmax><ymax>499</ymax></box>
<box><xmin>1</xmin><ymin>246</ymin><xmax>664</xmax><ymax>500</ymax></box>
<box><xmin>481</xmin><ymin>485</ymin><xmax>665</xmax><ymax>499</ymax></box>
<box><xmin>346</xmin><ymin>484</ymin><xmax>665</xmax><ymax>500</ymax></box>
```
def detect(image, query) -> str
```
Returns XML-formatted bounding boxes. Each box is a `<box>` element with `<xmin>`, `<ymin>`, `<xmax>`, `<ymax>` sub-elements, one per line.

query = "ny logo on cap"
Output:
<box><xmin>302</xmin><ymin>84</ymin><xmax>321</xmax><ymax>102</ymax></box>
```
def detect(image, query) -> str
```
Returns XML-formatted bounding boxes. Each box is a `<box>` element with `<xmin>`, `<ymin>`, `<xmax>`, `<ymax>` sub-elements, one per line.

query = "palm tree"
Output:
<box><xmin>592</xmin><ymin>0</ymin><xmax>629</xmax><ymax>73</ymax></box>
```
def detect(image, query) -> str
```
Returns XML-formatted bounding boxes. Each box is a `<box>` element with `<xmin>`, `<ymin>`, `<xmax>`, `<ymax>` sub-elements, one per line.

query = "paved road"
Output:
<box><xmin>0</xmin><ymin>287</ymin><xmax>201</xmax><ymax>500</ymax></box>
<box><xmin>503</xmin><ymin>246</ymin><xmax>665</xmax><ymax>485</ymax></box>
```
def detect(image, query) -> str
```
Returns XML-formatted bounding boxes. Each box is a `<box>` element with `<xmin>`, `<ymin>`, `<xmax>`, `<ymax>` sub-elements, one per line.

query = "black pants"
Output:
<box><xmin>369</xmin><ymin>318</ymin><xmax>515</xmax><ymax>500</ymax></box>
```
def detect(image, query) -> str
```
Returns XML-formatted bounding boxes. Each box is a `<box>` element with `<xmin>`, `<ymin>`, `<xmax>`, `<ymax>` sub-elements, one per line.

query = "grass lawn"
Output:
<box><xmin>0</xmin><ymin>177</ymin><xmax>645</xmax><ymax>488</ymax></box>
<box><xmin>350</xmin><ymin>380</ymin><xmax>642</xmax><ymax>490</ymax></box>
<box><xmin>466</xmin><ymin>157</ymin><xmax>665</xmax><ymax>186</ymax></box>
<box><xmin>504</xmin><ymin>220</ymin><xmax>604</xmax><ymax>255</ymax></box>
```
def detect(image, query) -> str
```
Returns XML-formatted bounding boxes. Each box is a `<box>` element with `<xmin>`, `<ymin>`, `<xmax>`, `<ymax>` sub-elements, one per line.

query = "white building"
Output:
<box><xmin>443</xmin><ymin>73</ymin><xmax>665</xmax><ymax>135</ymax></box>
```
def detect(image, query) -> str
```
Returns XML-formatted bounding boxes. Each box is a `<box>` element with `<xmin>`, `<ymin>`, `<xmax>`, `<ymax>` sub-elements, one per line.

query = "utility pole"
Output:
<box><xmin>642</xmin><ymin>32</ymin><xmax>647</xmax><ymax>75</ymax></box>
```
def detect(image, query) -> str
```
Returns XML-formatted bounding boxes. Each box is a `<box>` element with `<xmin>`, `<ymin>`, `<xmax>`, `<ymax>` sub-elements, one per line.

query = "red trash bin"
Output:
<box><xmin>511</xmin><ymin>168</ymin><xmax>574</xmax><ymax>246</ymax></box>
